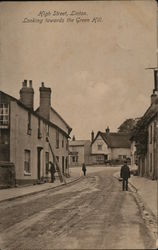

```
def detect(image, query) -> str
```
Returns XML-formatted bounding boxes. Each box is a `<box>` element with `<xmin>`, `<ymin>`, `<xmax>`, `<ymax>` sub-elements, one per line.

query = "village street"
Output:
<box><xmin>0</xmin><ymin>167</ymin><xmax>156</xmax><ymax>250</ymax></box>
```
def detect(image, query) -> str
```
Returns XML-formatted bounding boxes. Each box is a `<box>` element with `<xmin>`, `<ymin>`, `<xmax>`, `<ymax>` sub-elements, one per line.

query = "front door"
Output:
<box><xmin>62</xmin><ymin>156</ymin><xmax>64</xmax><ymax>174</ymax></box>
<box><xmin>37</xmin><ymin>147</ymin><xmax>43</xmax><ymax>180</ymax></box>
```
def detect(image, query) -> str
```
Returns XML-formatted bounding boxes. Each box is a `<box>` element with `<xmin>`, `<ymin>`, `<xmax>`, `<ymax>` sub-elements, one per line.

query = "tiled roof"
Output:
<box><xmin>69</xmin><ymin>140</ymin><xmax>91</xmax><ymax>146</ymax></box>
<box><xmin>94</xmin><ymin>131</ymin><xmax>131</xmax><ymax>148</ymax></box>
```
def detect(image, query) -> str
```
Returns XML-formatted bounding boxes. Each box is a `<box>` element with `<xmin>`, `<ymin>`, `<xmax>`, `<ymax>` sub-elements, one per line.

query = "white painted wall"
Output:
<box><xmin>91</xmin><ymin>135</ymin><xmax>110</xmax><ymax>156</ymax></box>
<box><xmin>111</xmin><ymin>148</ymin><xmax>130</xmax><ymax>159</ymax></box>
<box><xmin>10</xmin><ymin>101</ymin><xmax>70</xmax><ymax>182</ymax></box>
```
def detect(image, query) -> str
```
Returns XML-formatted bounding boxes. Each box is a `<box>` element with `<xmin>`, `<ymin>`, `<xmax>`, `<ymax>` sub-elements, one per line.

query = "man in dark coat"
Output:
<box><xmin>120</xmin><ymin>160</ymin><xmax>130</xmax><ymax>191</ymax></box>
<box><xmin>49</xmin><ymin>161</ymin><xmax>56</xmax><ymax>183</ymax></box>
<box><xmin>82</xmin><ymin>163</ymin><xmax>87</xmax><ymax>176</ymax></box>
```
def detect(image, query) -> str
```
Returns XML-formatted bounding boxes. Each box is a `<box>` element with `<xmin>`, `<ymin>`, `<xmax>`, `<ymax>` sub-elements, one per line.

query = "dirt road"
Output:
<box><xmin>0</xmin><ymin>167</ymin><xmax>155</xmax><ymax>249</ymax></box>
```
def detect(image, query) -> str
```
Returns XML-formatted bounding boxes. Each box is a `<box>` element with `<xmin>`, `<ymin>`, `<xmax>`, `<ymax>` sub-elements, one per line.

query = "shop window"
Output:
<box><xmin>24</xmin><ymin>150</ymin><xmax>31</xmax><ymax>174</ymax></box>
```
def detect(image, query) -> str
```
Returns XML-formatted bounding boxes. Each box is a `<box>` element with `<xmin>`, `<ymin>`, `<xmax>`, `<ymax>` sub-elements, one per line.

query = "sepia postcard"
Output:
<box><xmin>0</xmin><ymin>1</ymin><xmax>157</xmax><ymax>249</ymax></box>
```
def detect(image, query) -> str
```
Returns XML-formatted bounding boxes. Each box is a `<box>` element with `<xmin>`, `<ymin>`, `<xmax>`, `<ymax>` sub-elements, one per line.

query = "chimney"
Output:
<box><xmin>39</xmin><ymin>82</ymin><xmax>51</xmax><ymax>120</ymax></box>
<box><xmin>105</xmin><ymin>126</ymin><xmax>110</xmax><ymax>134</ymax></box>
<box><xmin>91</xmin><ymin>130</ymin><xmax>94</xmax><ymax>142</ymax></box>
<box><xmin>151</xmin><ymin>70</ymin><xmax>158</xmax><ymax>105</ymax></box>
<box><xmin>19</xmin><ymin>80</ymin><xmax>34</xmax><ymax>110</ymax></box>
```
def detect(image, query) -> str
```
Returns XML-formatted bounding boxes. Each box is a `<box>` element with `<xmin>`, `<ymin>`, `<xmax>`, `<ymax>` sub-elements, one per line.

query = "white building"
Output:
<box><xmin>91</xmin><ymin>128</ymin><xmax>131</xmax><ymax>164</ymax></box>
<box><xmin>0</xmin><ymin>80</ymin><xmax>72</xmax><ymax>185</ymax></box>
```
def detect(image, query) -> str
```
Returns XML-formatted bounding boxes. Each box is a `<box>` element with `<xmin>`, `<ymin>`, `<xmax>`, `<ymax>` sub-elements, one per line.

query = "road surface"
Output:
<box><xmin>0</xmin><ymin>167</ymin><xmax>155</xmax><ymax>249</ymax></box>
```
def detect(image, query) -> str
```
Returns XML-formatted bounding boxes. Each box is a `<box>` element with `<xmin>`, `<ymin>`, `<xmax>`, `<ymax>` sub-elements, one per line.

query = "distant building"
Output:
<box><xmin>0</xmin><ymin>80</ymin><xmax>72</xmax><ymax>185</ymax></box>
<box><xmin>69</xmin><ymin>137</ymin><xmax>91</xmax><ymax>166</ymax></box>
<box><xmin>91</xmin><ymin>127</ymin><xmax>131</xmax><ymax>164</ymax></box>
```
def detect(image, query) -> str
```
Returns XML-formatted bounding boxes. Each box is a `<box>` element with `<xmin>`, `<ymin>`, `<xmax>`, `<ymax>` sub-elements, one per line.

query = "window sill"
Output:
<box><xmin>24</xmin><ymin>172</ymin><xmax>31</xmax><ymax>176</ymax></box>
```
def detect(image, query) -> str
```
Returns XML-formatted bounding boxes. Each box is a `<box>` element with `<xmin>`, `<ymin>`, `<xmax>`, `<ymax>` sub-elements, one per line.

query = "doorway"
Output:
<box><xmin>37</xmin><ymin>147</ymin><xmax>43</xmax><ymax>180</ymax></box>
<box><xmin>62</xmin><ymin>156</ymin><xmax>64</xmax><ymax>174</ymax></box>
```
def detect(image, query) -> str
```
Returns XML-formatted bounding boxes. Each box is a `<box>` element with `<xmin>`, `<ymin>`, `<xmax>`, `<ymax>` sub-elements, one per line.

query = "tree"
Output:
<box><xmin>118</xmin><ymin>119</ymin><xmax>137</xmax><ymax>133</ymax></box>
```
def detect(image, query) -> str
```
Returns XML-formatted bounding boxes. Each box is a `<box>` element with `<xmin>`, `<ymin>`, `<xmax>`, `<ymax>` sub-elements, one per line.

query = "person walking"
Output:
<box><xmin>120</xmin><ymin>160</ymin><xmax>130</xmax><ymax>191</ymax></box>
<box><xmin>49</xmin><ymin>161</ymin><xmax>56</xmax><ymax>183</ymax></box>
<box><xmin>82</xmin><ymin>163</ymin><xmax>87</xmax><ymax>176</ymax></box>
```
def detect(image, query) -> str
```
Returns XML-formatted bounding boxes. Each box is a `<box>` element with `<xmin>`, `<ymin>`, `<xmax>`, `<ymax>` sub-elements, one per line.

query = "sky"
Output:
<box><xmin>0</xmin><ymin>1</ymin><xmax>157</xmax><ymax>140</ymax></box>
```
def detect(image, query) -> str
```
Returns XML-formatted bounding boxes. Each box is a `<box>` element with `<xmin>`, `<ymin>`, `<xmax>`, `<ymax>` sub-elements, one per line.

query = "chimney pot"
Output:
<box><xmin>39</xmin><ymin>83</ymin><xmax>52</xmax><ymax>120</ymax></box>
<box><xmin>23</xmin><ymin>80</ymin><xmax>27</xmax><ymax>87</ymax></box>
<box><xmin>91</xmin><ymin>130</ymin><xmax>94</xmax><ymax>142</ymax></box>
<box><xmin>105</xmin><ymin>126</ymin><xmax>110</xmax><ymax>134</ymax></box>
<box><xmin>29</xmin><ymin>80</ymin><xmax>32</xmax><ymax>88</ymax></box>
<box><xmin>20</xmin><ymin>80</ymin><xmax>34</xmax><ymax>110</ymax></box>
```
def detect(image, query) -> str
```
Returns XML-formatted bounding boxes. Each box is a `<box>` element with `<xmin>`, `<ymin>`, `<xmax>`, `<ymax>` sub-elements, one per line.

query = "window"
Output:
<box><xmin>98</xmin><ymin>145</ymin><xmax>102</xmax><ymax>150</ymax></box>
<box><xmin>38</xmin><ymin>118</ymin><xmax>42</xmax><ymax>139</ymax></box>
<box><xmin>24</xmin><ymin>150</ymin><xmax>31</xmax><ymax>174</ymax></box>
<box><xmin>150</xmin><ymin>125</ymin><xmax>152</xmax><ymax>144</ymax></box>
<box><xmin>45</xmin><ymin>124</ymin><xmax>49</xmax><ymax>136</ymax></box>
<box><xmin>96</xmin><ymin>155</ymin><xmax>103</xmax><ymax>162</ymax></box>
<box><xmin>150</xmin><ymin>153</ymin><xmax>152</xmax><ymax>172</ymax></box>
<box><xmin>62</xmin><ymin>135</ymin><xmax>64</xmax><ymax>148</ymax></box>
<box><xmin>56</xmin><ymin>156</ymin><xmax>59</xmax><ymax>162</ymax></box>
<box><xmin>45</xmin><ymin>152</ymin><xmax>49</xmax><ymax>175</ymax></box>
<box><xmin>0</xmin><ymin>104</ymin><xmax>9</xmax><ymax>127</ymax></box>
<box><xmin>65</xmin><ymin>157</ymin><xmax>68</xmax><ymax>169</ymax></box>
<box><xmin>27</xmin><ymin>112</ymin><xmax>31</xmax><ymax>135</ymax></box>
<box><xmin>72</xmin><ymin>156</ymin><xmax>78</xmax><ymax>163</ymax></box>
<box><xmin>66</xmin><ymin>139</ymin><xmax>68</xmax><ymax>150</ymax></box>
<box><xmin>56</xmin><ymin>129</ymin><xmax>59</xmax><ymax>148</ymax></box>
